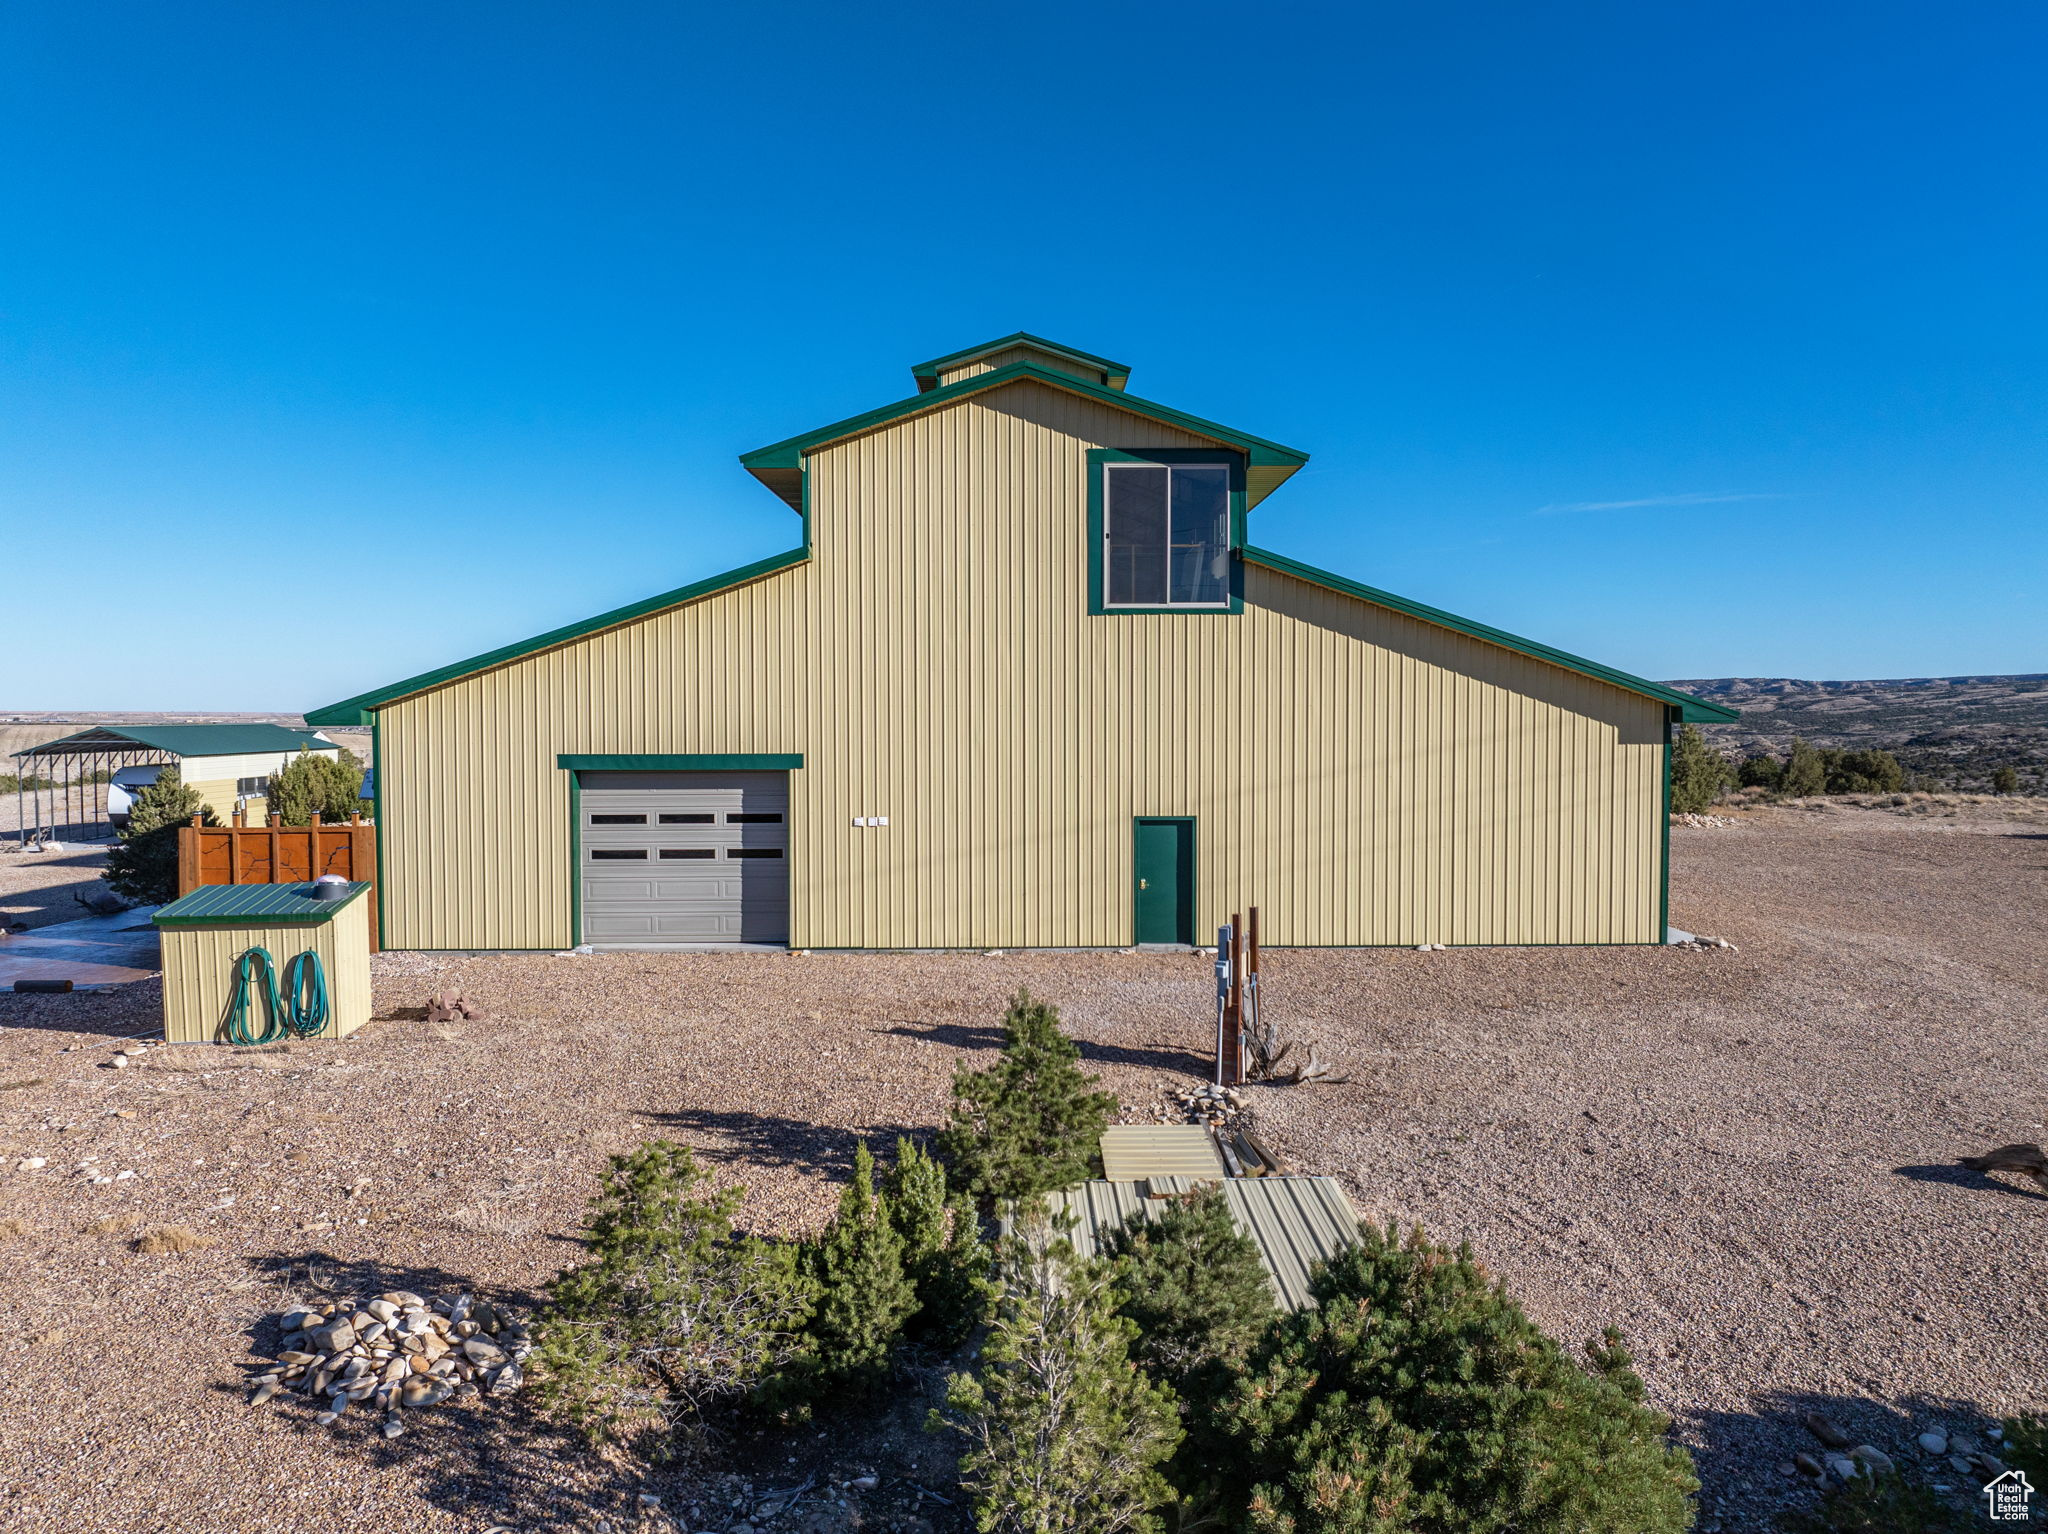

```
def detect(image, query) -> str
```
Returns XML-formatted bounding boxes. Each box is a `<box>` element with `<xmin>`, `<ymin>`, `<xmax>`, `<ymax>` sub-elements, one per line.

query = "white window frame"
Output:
<box><xmin>1101</xmin><ymin>460</ymin><xmax>1235</xmax><ymax>610</ymax></box>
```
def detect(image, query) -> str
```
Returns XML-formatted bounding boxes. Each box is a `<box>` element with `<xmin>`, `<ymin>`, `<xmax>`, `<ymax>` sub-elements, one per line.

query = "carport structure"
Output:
<box><xmin>11</xmin><ymin>723</ymin><xmax>339</xmax><ymax>847</ymax></box>
<box><xmin>11</xmin><ymin>730</ymin><xmax>175</xmax><ymax>848</ymax></box>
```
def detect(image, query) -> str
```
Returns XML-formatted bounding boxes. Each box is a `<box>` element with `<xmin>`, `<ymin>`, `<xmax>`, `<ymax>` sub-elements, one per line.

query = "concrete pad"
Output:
<box><xmin>0</xmin><ymin>906</ymin><xmax>160</xmax><ymax>987</ymax></box>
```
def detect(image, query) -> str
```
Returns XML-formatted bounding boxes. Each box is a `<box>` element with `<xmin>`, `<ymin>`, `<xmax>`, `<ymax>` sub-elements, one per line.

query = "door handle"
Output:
<box><xmin>1139</xmin><ymin>879</ymin><xmax>1149</xmax><ymax>890</ymax></box>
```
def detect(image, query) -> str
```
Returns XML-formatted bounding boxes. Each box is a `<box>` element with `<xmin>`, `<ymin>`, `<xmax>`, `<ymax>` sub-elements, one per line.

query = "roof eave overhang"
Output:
<box><xmin>741</xmin><ymin>362</ymin><xmax>1308</xmax><ymax>510</ymax></box>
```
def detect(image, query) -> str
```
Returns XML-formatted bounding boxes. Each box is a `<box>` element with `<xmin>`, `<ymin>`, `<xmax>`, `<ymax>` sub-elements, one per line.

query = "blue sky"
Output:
<box><xmin>3</xmin><ymin>1</ymin><xmax>2043</xmax><ymax>711</ymax></box>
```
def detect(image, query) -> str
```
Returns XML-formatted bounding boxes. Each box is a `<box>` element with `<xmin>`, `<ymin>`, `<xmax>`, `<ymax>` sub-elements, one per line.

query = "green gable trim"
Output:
<box><xmin>1087</xmin><ymin>449</ymin><xmax>1245</xmax><ymax>616</ymax></box>
<box><xmin>305</xmin><ymin>546</ymin><xmax>811</xmax><ymax>726</ymax></box>
<box><xmin>742</xmin><ymin>362</ymin><xmax>1308</xmax><ymax>507</ymax></box>
<box><xmin>1242</xmin><ymin>546</ymin><xmax>1739</xmax><ymax>724</ymax></box>
<box><xmin>911</xmin><ymin>332</ymin><xmax>1132</xmax><ymax>391</ymax></box>
<box><xmin>556</xmin><ymin>753</ymin><xmax>803</xmax><ymax>772</ymax></box>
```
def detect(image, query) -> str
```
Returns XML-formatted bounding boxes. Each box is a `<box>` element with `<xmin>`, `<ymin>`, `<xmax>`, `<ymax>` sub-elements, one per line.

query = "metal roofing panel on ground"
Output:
<box><xmin>1032</xmin><ymin>1175</ymin><xmax>1361</xmax><ymax>1311</ymax></box>
<box><xmin>154</xmin><ymin>882</ymin><xmax>369</xmax><ymax>926</ymax></box>
<box><xmin>1100</xmin><ymin>1125</ymin><xmax>1226</xmax><ymax>1182</ymax></box>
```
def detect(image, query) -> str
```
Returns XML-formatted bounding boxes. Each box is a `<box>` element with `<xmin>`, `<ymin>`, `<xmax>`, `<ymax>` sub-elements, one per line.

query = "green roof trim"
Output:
<box><xmin>154</xmin><ymin>881</ymin><xmax>370</xmax><ymax>926</ymax></box>
<box><xmin>558</xmin><ymin>753</ymin><xmax>803</xmax><ymax>771</ymax></box>
<box><xmin>741</xmin><ymin>362</ymin><xmax>1308</xmax><ymax>510</ymax></box>
<box><xmin>13</xmin><ymin>724</ymin><xmax>337</xmax><ymax>760</ymax></box>
<box><xmin>911</xmin><ymin>332</ymin><xmax>1132</xmax><ymax>391</ymax></box>
<box><xmin>1242</xmin><ymin>546</ymin><xmax>1739</xmax><ymax>723</ymax></box>
<box><xmin>305</xmin><ymin>547</ymin><xmax>810</xmax><ymax>725</ymax></box>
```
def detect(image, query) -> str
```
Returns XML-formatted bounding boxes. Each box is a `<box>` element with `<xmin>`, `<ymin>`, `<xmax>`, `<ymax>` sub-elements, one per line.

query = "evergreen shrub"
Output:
<box><xmin>102</xmin><ymin>769</ymin><xmax>217</xmax><ymax>905</ymax></box>
<box><xmin>1223</xmin><ymin>1224</ymin><xmax>1697</xmax><ymax>1533</ymax></box>
<box><xmin>264</xmin><ymin>748</ymin><xmax>365</xmax><ymax>825</ymax></box>
<box><xmin>934</xmin><ymin>989</ymin><xmax>1118</xmax><ymax>1202</ymax></box>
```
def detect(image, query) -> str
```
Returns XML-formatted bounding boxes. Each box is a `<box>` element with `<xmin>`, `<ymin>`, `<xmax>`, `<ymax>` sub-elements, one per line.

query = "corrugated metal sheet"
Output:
<box><xmin>1028</xmin><ymin>1175</ymin><xmax>1362</xmax><ymax>1311</ymax></box>
<box><xmin>1100</xmin><ymin>1125</ymin><xmax>1226</xmax><ymax>1181</ymax></box>
<box><xmin>376</xmin><ymin>377</ymin><xmax>1665</xmax><ymax>950</ymax></box>
<box><xmin>158</xmin><ymin>897</ymin><xmax>372</xmax><ymax>1044</ymax></box>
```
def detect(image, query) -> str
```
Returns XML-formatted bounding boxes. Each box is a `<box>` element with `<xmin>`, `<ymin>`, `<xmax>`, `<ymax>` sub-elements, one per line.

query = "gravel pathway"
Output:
<box><xmin>0</xmin><ymin>803</ymin><xmax>2042</xmax><ymax>1531</ymax></box>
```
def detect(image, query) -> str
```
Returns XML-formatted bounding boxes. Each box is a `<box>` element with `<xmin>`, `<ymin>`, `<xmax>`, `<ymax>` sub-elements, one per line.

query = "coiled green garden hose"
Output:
<box><xmin>223</xmin><ymin>946</ymin><xmax>329</xmax><ymax>1045</ymax></box>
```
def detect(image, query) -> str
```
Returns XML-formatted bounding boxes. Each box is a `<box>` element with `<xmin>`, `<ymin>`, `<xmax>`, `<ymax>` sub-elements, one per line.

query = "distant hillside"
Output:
<box><xmin>1666</xmin><ymin>674</ymin><xmax>2048</xmax><ymax>791</ymax></box>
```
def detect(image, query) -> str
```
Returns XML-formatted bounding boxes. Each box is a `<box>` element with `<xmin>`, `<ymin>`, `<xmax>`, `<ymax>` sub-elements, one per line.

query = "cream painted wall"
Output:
<box><xmin>376</xmin><ymin>378</ymin><xmax>1665</xmax><ymax>950</ymax></box>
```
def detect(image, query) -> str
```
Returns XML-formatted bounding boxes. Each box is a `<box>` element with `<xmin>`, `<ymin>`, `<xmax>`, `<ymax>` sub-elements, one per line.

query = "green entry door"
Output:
<box><xmin>1133</xmin><ymin>818</ymin><xmax>1195</xmax><ymax>945</ymax></box>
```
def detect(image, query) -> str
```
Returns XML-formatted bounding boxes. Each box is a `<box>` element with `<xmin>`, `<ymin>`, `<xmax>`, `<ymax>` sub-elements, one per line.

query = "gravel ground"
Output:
<box><xmin>0</xmin><ymin>843</ymin><xmax>116</xmax><ymax>932</ymax></box>
<box><xmin>0</xmin><ymin>802</ymin><xmax>2043</xmax><ymax>1532</ymax></box>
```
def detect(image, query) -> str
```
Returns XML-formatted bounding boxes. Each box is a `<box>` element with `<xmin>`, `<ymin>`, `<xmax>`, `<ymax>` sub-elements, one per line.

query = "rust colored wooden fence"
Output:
<box><xmin>176</xmin><ymin>814</ymin><xmax>379</xmax><ymax>950</ymax></box>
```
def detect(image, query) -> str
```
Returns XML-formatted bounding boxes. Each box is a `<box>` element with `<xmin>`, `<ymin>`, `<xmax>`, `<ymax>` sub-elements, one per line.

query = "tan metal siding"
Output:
<box><xmin>937</xmin><ymin>346</ymin><xmax>1104</xmax><ymax>388</ymax></box>
<box><xmin>377</xmin><ymin>378</ymin><xmax>1665</xmax><ymax>950</ymax></box>
<box><xmin>160</xmin><ymin>900</ymin><xmax>372</xmax><ymax>1044</ymax></box>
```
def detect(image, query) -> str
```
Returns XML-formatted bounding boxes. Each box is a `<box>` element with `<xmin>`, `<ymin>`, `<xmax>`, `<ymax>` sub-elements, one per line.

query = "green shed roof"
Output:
<box><xmin>13</xmin><ymin>724</ymin><xmax>338</xmax><ymax>760</ymax></box>
<box><xmin>153</xmin><ymin>882</ymin><xmax>369</xmax><ymax>926</ymax></box>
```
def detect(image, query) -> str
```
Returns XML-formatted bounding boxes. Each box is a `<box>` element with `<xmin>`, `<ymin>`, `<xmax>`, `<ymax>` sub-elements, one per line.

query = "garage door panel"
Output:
<box><xmin>579</xmin><ymin>771</ymin><xmax>789</xmax><ymax>945</ymax></box>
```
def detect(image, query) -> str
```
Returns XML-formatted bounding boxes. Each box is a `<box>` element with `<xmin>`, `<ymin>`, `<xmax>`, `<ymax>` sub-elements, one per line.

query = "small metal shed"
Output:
<box><xmin>1034</xmin><ymin>1174</ymin><xmax>1362</xmax><ymax>1311</ymax></box>
<box><xmin>153</xmin><ymin>882</ymin><xmax>373</xmax><ymax>1044</ymax></box>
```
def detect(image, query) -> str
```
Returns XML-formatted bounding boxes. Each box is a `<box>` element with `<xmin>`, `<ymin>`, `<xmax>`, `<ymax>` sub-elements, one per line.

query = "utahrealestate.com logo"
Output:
<box><xmin>1985</xmin><ymin>1469</ymin><xmax>2034</xmax><ymax>1523</ymax></box>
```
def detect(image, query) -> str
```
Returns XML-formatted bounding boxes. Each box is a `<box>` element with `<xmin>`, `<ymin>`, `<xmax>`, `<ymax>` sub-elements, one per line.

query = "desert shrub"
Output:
<box><xmin>1782</xmin><ymin>738</ymin><xmax>1828</xmax><ymax>798</ymax></box>
<box><xmin>935</xmin><ymin>989</ymin><xmax>1118</xmax><ymax>1202</ymax></box>
<box><xmin>264</xmin><ymin>748</ymin><xmax>364</xmax><ymax>825</ymax></box>
<box><xmin>1222</xmin><ymin>1225</ymin><xmax>1697</xmax><ymax>1534</ymax></box>
<box><xmin>882</xmin><ymin>1136</ymin><xmax>994</xmax><ymax>1348</ymax></box>
<box><xmin>1778</xmin><ymin>1472</ymin><xmax>1968</xmax><ymax>1532</ymax></box>
<box><xmin>1738</xmin><ymin>753</ymin><xmax>1785</xmax><ymax>791</ymax></box>
<box><xmin>1669</xmin><ymin>725</ymin><xmax>1734</xmax><ymax>814</ymax></box>
<box><xmin>801</xmin><ymin>1141</ymin><xmax>918</xmax><ymax>1396</ymax></box>
<box><xmin>937</xmin><ymin>1201</ymin><xmax>1181</xmax><ymax>1534</ymax></box>
<box><xmin>2003</xmin><ymin>1412</ymin><xmax>2048</xmax><ymax>1485</ymax></box>
<box><xmin>132</xmin><ymin>1224</ymin><xmax>214</xmax><ymax>1254</ymax></box>
<box><xmin>534</xmin><ymin>1141</ymin><xmax>815</xmax><ymax>1446</ymax></box>
<box><xmin>1823</xmin><ymin>748</ymin><xmax>1906</xmax><ymax>795</ymax></box>
<box><xmin>103</xmin><ymin>769</ymin><xmax>218</xmax><ymax>904</ymax></box>
<box><xmin>1992</xmin><ymin>765</ymin><xmax>2021</xmax><ymax>795</ymax></box>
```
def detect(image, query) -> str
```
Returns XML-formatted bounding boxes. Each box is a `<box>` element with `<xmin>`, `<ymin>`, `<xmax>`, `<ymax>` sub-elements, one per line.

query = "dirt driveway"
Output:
<box><xmin>0</xmin><ymin>805</ymin><xmax>2042</xmax><ymax>1533</ymax></box>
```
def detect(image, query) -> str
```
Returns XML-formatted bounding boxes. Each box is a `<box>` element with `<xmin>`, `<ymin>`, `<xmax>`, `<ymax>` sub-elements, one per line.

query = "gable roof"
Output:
<box><xmin>1244</xmin><ymin>546</ymin><xmax>1738</xmax><ymax>722</ymax></box>
<box><xmin>740</xmin><ymin>360</ymin><xmax>1311</xmax><ymax>511</ymax></box>
<box><xmin>12</xmin><ymin>724</ymin><xmax>338</xmax><ymax>759</ymax></box>
<box><xmin>910</xmin><ymin>332</ymin><xmax>1132</xmax><ymax>392</ymax></box>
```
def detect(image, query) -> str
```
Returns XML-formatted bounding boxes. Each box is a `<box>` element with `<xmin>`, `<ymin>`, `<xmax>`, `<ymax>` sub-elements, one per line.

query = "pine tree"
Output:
<box><xmin>534</xmin><ymin>1141</ymin><xmax>816</xmax><ymax>1445</ymax></box>
<box><xmin>937</xmin><ymin>1201</ymin><xmax>1181</xmax><ymax>1534</ymax></box>
<box><xmin>1738</xmin><ymin>753</ymin><xmax>1785</xmax><ymax>791</ymax></box>
<box><xmin>935</xmin><ymin>989</ymin><xmax>1119</xmax><ymax>1202</ymax></box>
<box><xmin>1668</xmin><ymin>724</ymin><xmax>1733</xmax><ymax>814</ymax></box>
<box><xmin>1781</xmin><ymin>737</ymin><xmax>1827</xmax><ymax>798</ymax></box>
<box><xmin>1223</xmin><ymin>1225</ymin><xmax>1697</xmax><ymax>1533</ymax></box>
<box><xmin>264</xmin><ymin>748</ymin><xmax>364</xmax><ymax>825</ymax></box>
<box><xmin>103</xmin><ymin>769</ymin><xmax>218</xmax><ymax>905</ymax></box>
<box><xmin>1992</xmin><ymin>765</ymin><xmax>2021</xmax><ymax>795</ymax></box>
<box><xmin>883</xmin><ymin>1136</ymin><xmax>993</xmax><ymax>1348</ymax></box>
<box><xmin>804</xmin><ymin>1141</ymin><xmax>918</xmax><ymax>1393</ymax></box>
<box><xmin>1103</xmin><ymin>1184</ymin><xmax>1277</xmax><ymax>1513</ymax></box>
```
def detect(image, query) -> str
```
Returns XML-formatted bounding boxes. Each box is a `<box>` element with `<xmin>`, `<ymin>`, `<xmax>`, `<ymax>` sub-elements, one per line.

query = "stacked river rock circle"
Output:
<box><xmin>248</xmin><ymin>1290</ymin><xmax>530</xmax><ymax>1438</ymax></box>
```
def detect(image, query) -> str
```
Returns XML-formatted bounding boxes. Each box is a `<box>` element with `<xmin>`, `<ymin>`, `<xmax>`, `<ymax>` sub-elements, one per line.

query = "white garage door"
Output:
<box><xmin>579</xmin><ymin>771</ymin><xmax>789</xmax><ymax>945</ymax></box>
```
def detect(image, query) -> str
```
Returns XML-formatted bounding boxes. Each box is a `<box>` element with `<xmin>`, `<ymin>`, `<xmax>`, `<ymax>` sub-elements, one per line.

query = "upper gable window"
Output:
<box><xmin>1102</xmin><ymin>462</ymin><xmax>1232</xmax><ymax>608</ymax></box>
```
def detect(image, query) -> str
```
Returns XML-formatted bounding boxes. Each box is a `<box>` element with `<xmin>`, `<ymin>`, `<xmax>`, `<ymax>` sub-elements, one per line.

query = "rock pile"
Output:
<box><xmin>1671</xmin><ymin>813</ymin><xmax>1738</xmax><ymax>829</ymax></box>
<box><xmin>1673</xmin><ymin>934</ymin><xmax>1738</xmax><ymax>952</ymax></box>
<box><xmin>1133</xmin><ymin>1080</ymin><xmax>1249</xmax><ymax>1131</ymax></box>
<box><xmin>248</xmin><ymin>1290</ymin><xmax>530</xmax><ymax>1438</ymax></box>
